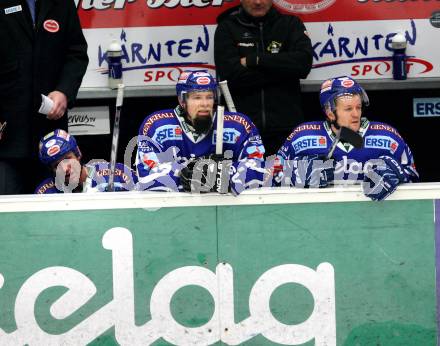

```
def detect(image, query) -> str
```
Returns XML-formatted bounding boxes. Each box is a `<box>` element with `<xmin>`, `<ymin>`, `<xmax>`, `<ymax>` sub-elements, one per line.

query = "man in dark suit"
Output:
<box><xmin>214</xmin><ymin>0</ymin><xmax>313</xmax><ymax>155</ymax></box>
<box><xmin>0</xmin><ymin>0</ymin><xmax>88</xmax><ymax>194</ymax></box>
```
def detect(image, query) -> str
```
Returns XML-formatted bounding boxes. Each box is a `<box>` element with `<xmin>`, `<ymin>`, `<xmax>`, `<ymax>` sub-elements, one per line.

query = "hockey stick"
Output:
<box><xmin>108</xmin><ymin>83</ymin><xmax>125</xmax><ymax>192</ymax></box>
<box><xmin>216</xmin><ymin>105</ymin><xmax>225</xmax><ymax>155</ymax></box>
<box><xmin>219</xmin><ymin>80</ymin><xmax>236</xmax><ymax>112</ymax></box>
<box><xmin>326</xmin><ymin>126</ymin><xmax>363</xmax><ymax>159</ymax></box>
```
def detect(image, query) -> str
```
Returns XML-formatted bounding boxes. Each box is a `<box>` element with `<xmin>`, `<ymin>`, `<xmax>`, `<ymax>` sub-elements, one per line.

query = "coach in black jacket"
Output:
<box><xmin>0</xmin><ymin>0</ymin><xmax>88</xmax><ymax>194</ymax></box>
<box><xmin>214</xmin><ymin>0</ymin><xmax>313</xmax><ymax>155</ymax></box>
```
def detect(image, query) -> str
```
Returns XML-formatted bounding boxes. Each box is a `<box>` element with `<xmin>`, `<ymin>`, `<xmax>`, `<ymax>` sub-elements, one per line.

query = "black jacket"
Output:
<box><xmin>214</xmin><ymin>6</ymin><xmax>312</xmax><ymax>133</ymax></box>
<box><xmin>0</xmin><ymin>0</ymin><xmax>88</xmax><ymax>158</ymax></box>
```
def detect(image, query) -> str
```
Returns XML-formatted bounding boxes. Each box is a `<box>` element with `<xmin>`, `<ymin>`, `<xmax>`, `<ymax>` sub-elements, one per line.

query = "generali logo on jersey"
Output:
<box><xmin>273</xmin><ymin>0</ymin><xmax>336</xmax><ymax>14</ymax></box>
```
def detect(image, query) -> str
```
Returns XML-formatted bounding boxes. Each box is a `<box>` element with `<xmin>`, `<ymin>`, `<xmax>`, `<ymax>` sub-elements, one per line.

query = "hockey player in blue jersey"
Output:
<box><xmin>35</xmin><ymin>129</ymin><xmax>137</xmax><ymax>194</ymax></box>
<box><xmin>136</xmin><ymin>70</ymin><xmax>266</xmax><ymax>194</ymax></box>
<box><xmin>275</xmin><ymin>76</ymin><xmax>419</xmax><ymax>201</ymax></box>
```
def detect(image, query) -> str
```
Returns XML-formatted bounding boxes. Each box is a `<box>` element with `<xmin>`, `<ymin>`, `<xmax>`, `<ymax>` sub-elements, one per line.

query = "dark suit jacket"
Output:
<box><xmin>0</xmin><ymin>0</ymin><xmax>88</xmax><ymax>158</ymax></box>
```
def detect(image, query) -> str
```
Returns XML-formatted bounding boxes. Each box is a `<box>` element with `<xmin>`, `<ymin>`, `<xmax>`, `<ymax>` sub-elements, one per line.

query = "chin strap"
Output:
<box><xmin>327</xmin><ymin>110</ymin><xmax>340</xmax><ymax>130</ymax></box>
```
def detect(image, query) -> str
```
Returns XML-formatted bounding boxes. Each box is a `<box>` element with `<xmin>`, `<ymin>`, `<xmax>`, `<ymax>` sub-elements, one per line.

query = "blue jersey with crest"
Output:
<box><xmin>136</xmin><ymin>106</ymin><xmax>266</xmax><ymax>193</ymax></box>
<box><xmin>34</xmin><ymin>162</ymin><xmax>137</xmax><ymax>194</ymax></box>
<box><xmin>276</xmin><ymin>118</ymin><xmax>419</xmax><ymax>184</ymax></box>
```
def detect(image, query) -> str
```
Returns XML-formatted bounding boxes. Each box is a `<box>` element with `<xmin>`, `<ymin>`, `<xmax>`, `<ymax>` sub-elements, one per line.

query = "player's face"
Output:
<box><xmin>51</xmin><ymin>152</ymin><xmax>82</xmax><ymax>185</ymax></box>
<box><xmin>185</xmin><ymin>91</ymin><xmax>215</xmax><ymax>122</ymax></box>
<box><xmin>332</xmin><ymin>94</ymin><xmax>362</xmax><ymax>132</ymax></box>
<box><xmin>241</xmin><ymin>0</ymin><xmax>272</xmax><ymax>17</ymax></box>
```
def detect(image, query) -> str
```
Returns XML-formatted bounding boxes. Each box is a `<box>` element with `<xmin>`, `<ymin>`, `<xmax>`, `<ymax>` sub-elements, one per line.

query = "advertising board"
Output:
<box><xmin>75</xmin><ymin>0</ymin><xmax>440</xmax><ymax>87</ymax></box>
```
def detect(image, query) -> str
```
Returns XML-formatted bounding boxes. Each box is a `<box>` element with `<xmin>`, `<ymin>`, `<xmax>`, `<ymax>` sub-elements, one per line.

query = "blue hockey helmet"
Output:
<box><xmin>176</xmin><ymin>70</ymin><xmax>217</xmax><ymax>103</ymax></box>
<box><xmin>38</xmin><ymin>129</ymin><xmax>81</xmax><ymax>166</ymax></box>
<box><xmin>319</xmin><ymin>76</ymin><xmax>369</xmax><ymax>113</ymax></box>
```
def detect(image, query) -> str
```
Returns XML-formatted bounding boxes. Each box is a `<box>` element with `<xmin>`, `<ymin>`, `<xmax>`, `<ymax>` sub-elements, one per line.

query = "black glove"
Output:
<box><xmin>180</xmin><ymin>154</ymin><xmax>231</xmax><ymax>194</ymax></box>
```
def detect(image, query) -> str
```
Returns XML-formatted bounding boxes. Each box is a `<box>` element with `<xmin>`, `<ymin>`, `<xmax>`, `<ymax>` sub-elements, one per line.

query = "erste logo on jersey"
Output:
<box><xmin>213</xmin><ymin>128</ymin><xmax>241</xmax><ymax>144</ymax></box>
<box><xmin>292</xmin><ymin>135</ymin><xmax>327</xmax><ymax>153</ymax></box>
<box><xmin>365</xmin><ymin>135</ymin><xmax>399</xmax><ymax>154</ymax></box>
<box><xmin>152</xmin><ymin>125</ymin><xmax>183</xmax><ymax>144</ymax></box>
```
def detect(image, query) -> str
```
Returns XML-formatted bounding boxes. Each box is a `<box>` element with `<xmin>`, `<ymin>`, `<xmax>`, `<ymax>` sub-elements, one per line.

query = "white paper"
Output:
<box><xmin>38</xmin><ymin>94</ymin><xmax>54</xmax><ymax>115</ymax></box>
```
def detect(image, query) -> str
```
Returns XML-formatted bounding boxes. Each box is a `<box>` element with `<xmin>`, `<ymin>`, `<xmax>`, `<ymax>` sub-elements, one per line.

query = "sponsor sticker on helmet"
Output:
<box><xmin>43</xmin><ymin>131</ymin><xmax>55</xmax><ymax>140</ymax></box>
<box><xmin>196</xmin><ymin>76</ymin><xmax>211</xmax><ymax>85</ymax></box>
<box><xmin>192</xmin><ymin>71</ymin><xmax>210</xmax><ymax>77</ymax></box>
<box><xmin>178</xmin><ymin>72</ymin><xmax>191</xmax><ymax>83</ymax></box>
<box><xmin>45</xmin><ymin>139</ymin><xmax>57</xmax><ymax>148</ymax></box>
<box><xmin>321</xmin><ymin>79</ymin><xmax>333</xmax><ymax>92</ymax></box>
<box><xmin>47</xmin><ymin>145</ymin><xmax>61</xmax><ymax>157</ymax></box>
<box><xmin>341</xmin><ymin>79</ymin><xmax>355</xmax><ymax>88</ymax></box>
<box><xmin>57</xmin><ymin>129</ymin><xmax>69</xmax><ymax>140</ymax></box>
<box><xmin>43</xmin><ymin>19</ymin><xmax>60</xmax><ymax>33</ymax></box>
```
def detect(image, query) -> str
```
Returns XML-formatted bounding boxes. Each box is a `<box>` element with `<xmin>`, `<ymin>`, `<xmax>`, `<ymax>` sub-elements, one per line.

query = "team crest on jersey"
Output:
<box><xmin>365</xmin><ymin>135</ymin><xmax>399</xmax><ymax>154</ymax></box>
<box><xmin>213</xmin><ymin>128</ymin><xmax>241</xmax><ymax>144</ymax></box>
<box><xmin>292</xmin><ymin>135</ymin><xmax>327</xmax><ymax>153</ymax></box>
<box><xmin>267</xmin><ymin>41</ymin><xmax>282</xmax><ymax>54</ymax></box>
<box><xmin>141</xmin><ymin>152</ymin><xmax>159</xmax><ymax>170</ymax></box>
<box><xmin>246</xmin><ymin>145</ymin><xmax>265</xmax><ymax>159</ymax></box>
<box><xmin>152</xmin><ymin>125</ymin><xmax>183</xmax><ymax>145</ymax></box>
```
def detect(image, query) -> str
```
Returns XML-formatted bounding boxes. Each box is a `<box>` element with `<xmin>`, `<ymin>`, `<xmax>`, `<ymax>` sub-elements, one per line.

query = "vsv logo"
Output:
<box><xmin>0</xmin><ymin>228</ymin><xmax>337</xmax><ymax>345</ymax></box>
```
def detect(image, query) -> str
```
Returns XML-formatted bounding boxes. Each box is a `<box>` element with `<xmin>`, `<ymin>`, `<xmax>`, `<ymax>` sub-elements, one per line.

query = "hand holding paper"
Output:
<box><xmin>39</xmin><ymin>91</ymin><xmax>67</xmax><ymax>120</ymax></box>
<box><xmin>38</xmin><ymin>94</ymin><xmax>54</xmax><ymax>116</ymax></box>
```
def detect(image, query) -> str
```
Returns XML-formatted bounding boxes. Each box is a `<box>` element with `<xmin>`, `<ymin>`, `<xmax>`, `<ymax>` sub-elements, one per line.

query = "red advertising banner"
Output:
<box><xmin>76</xmin><ymin>0</ymin><xmax>440</xmax><ymax>28</ymax></box>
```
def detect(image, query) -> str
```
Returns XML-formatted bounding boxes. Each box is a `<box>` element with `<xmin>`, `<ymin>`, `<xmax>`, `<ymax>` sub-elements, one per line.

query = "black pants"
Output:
<box><xmin>0</xmin><ymin>158</ymin><xmax>48</xmax><ymax>195</ymax></box>
<box><xmin>0</xmin><ymin>159</ymin><xmax>26</xmax><ymax>194</ymax></box>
